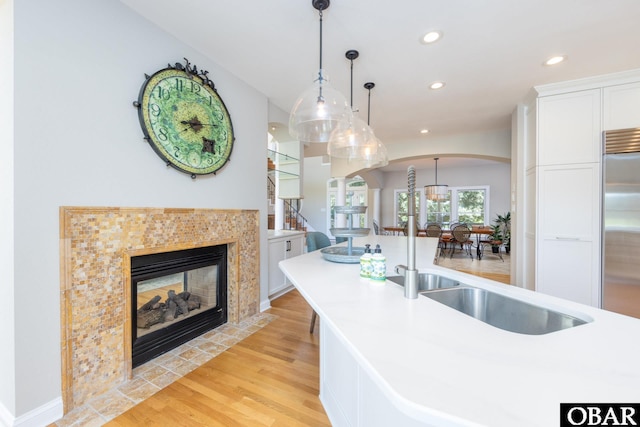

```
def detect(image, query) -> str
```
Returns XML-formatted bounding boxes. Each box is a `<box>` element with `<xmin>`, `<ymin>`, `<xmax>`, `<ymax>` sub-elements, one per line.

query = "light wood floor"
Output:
<box><xmin>106</xmin><ymin>290</ymin><xmax>331</xmax><ymax>427</ymax></box>
<box><xmin>104</xmin><ymin>257</ymin><xmax>509</xmax><ymax>426</ymax></box>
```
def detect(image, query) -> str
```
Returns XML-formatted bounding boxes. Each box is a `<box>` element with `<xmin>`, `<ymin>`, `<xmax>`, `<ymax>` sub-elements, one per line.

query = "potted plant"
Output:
<box><xmin>489</xmin><ymin>223</ymin><xmax>503</xmax><ymax>253</ymax></box>
<box><xmin>495</xmin><ymin>212</ymin><xmax>511</xmax><ymax>254</ymax></box>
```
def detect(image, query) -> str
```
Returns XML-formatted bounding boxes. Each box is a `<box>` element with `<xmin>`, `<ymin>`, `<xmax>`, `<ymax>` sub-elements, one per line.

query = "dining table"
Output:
<box><xmin>383</xmin><ymin>225</ymin><xmax>495</xmax><ymax>259</ymax></box>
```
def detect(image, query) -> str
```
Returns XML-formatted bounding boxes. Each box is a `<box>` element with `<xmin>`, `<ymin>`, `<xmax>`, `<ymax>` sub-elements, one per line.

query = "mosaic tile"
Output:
<box><xmin>59</xmin><ymin>207</ymin><xmax>260</xmax><ymax>412</ymax></box>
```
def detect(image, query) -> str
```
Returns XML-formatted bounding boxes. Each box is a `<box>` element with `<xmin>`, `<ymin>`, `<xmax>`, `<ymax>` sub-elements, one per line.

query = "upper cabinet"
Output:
<box><xmin>603</xmin><ymin>82</ymin><xmax>640</xmax><ymax>130</ymax></box>
<box><xmin>537</xmin><ymin>89</ymin><xmax>601</xmax><ymax>165</ymax></box>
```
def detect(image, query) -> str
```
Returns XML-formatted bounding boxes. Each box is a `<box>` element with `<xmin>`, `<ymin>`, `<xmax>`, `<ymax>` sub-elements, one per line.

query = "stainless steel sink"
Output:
<box><xmin>421</xmin><ymin>287</ymin><xmax>589</xmax><ymax>335</ymax></box>
<box><xmin>387</xmin><ymin>273</ymin><xmax>461</xmax><ymax>291</ymax></box>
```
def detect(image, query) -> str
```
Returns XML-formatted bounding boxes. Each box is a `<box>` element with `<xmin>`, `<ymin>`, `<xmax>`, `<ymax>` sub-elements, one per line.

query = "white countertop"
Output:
<box><xmin>267</xmin><ymin>229</ymin><xmax>306</xmax><ymax>240</ymax></box>
<box><xmin>279</xmin><ymin>235</ymin><xmax>640</xmax><ymax>426</ymax></box>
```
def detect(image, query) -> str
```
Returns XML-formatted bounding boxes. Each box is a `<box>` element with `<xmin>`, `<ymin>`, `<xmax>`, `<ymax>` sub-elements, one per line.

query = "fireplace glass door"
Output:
<box><xmin>131</xmin><ymin>245</ymin><xmax>227</xmax><ymax>367</ymax></box>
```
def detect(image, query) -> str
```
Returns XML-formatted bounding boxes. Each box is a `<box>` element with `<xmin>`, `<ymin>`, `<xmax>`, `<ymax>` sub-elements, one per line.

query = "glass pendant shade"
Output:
<box><xmin>364</xmin><ymin>136</ymin><xmax>388</xmax><ymax>168</ymax></box>
<box><xmin>327</xmin><ymin>113</ymin><xmax>378</xmax><ymax>159</ymax></box>
<box><xmin>289</xmin><ymin>70</ymin><xmax>352</xmax><ymax>143</ymax></box>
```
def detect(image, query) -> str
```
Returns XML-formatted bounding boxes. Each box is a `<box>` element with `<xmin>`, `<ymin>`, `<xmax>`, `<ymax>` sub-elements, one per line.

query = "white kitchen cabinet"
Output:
<box><xmin>536</xmin><ymin>164</ymin><xmax>601</xmax><ymax>306</ymax></box>
<box><xmin>517</xmin><ymin>71</ymin><xmax>640</xmax><ymax>306</ymax></box>
<box><xmin>603</xmin><ymin>81</ymin><xmax>640</xmax><ymax>130</ymax></box>
<box><xmin>534</xmin><ymin>88</ymin><xmax>602</xmax><ymax>307</ymax></box>
<box><xmin>321</xmin><ymin>321</ymin><xmax>426</xmax><ymax>427</ymax></box>
<box><xmin>268</xmin><ymin>231</ymin><xmax>304</xmax><ymax>297</ymax></box>
<box><xmin>537</xmin><ymin>89</ymin><xmax>601</xmax><ymax>166</ymax></box>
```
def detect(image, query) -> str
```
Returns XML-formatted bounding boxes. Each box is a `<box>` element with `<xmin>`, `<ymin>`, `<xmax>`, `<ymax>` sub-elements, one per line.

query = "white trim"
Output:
<box><xmin>535</xmin><ymin>68</ymin><xmax>640</xmax><ymax>97</ymax></box>
<box><xmin>0</xmin><ymin>397</ymin><xmax>63</xmax><ymax>427</ymax></box>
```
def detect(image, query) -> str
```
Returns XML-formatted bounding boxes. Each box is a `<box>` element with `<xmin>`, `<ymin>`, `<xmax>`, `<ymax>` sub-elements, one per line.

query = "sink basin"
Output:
<box><xmin>387</xmin><ymin>273</ymin><xmax>461</xmax><ymax>291</ymax></box>
<box><xmin>421</xmin><ymin>287</ymin><xmax>589</xmax><ymax>335</ymax></box>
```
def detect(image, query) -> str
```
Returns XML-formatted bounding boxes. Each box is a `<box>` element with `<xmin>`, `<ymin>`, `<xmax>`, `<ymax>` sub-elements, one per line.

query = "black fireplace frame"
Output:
<box><xmin>131</xmin><ymin>245</ymin><xmax>228</xmax><ymax>368</ymax></box>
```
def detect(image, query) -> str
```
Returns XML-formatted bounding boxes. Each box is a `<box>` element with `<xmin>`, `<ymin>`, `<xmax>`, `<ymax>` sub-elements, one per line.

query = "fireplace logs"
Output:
<box><xmin>137</xmin><ymin>290</ymin><xmax>202</xmax><ymax>329</ymax></box>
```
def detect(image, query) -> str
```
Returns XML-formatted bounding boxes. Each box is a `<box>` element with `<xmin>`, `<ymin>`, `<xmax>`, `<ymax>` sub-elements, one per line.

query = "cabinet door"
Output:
<box><xmin>287</xmin><ymin>234</ymin><xmax>305</xmax><ymax>259</ymax></box>
<box><xmin>536</xmin><ymin>164</ymin><xmax>601</xmax><ymax>306</ymax></box>
<box><xmin>268</xmin><ymin>238</ymin><xmax>286</xmax><ymax>295</ymax></box>
<box><xmin>538</xmin><ymin>164</ymin><xmax>599</xmax><ymax>239</ymax></box>
<box><xmin>603</xmin><ymin>82</ymin><xmax>640</xmax><ymax>130</ymax></box>
<box><xmin>537</xmin><ymin>239</ymin><xmax>597</xmax><ymax>306</ymax></box>
<box><xmin>537</xmin><ymin>89</ymin><xmax>601</xmax><ymax>165</ymax></box>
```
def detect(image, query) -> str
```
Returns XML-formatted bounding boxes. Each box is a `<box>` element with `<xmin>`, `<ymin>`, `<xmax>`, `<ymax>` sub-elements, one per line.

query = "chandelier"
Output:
<box><xmin>424</xmin><ymin>157</ymin><xmax>449</xmax><ymax>201</ymax></box>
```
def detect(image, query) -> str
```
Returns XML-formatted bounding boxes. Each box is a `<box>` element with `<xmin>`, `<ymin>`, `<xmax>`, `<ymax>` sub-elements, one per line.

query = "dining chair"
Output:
<box><xmin>306</xmin><ymin>231</ymin><xmax>332</xmax><ymax>252</ymax></box>
<box><xmin>424</xmin><ymin>223</ymin><xmax>442</xmax><ymax>238</ymax></box>
<box><xmin>424</xmin><ymin>223</ymin><xmax>447</xmax><ymax>256</ymax></box>
<box><xmin>373</xmin><ymin>219</ymin><xmax>380</xmax><ymax>235</ymax></box>
<box><xmin>449</xmin><ymin>224</ymin><xmax>474</xmax><ymax>259</ymax></box>
<box><xmin>402</xmin><ymin>220</ymin><xmax>420</xmax><ymax>236</ymax></box>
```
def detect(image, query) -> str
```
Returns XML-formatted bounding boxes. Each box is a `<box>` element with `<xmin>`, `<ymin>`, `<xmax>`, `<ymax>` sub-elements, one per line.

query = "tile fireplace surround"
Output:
<box><xmin>59</xmin><ymin>207</ymin><xmax>260</xmax><ymax>414</ymax></box>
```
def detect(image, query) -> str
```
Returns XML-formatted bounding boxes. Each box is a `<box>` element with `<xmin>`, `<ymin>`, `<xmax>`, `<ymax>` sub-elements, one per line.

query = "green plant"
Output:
<box><xmin>489</xmin><ymin>224</ymin><xmax>503</xmax><ymax>245</ymax></box>
<box><xmin>493</xmin><ymin>212</ymin><xmax>511</xmax><ymax>252</ymax></box>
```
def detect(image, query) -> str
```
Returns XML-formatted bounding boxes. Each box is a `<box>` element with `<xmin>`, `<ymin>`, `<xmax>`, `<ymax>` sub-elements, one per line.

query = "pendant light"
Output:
<box><xmin>327</xmin><ymin>50</ymin><xmax>378</xmax><ymax>160</ymax></box>
<box><xmin>424</xmin><ymin>158</ymin><xmax>449</xmax><ymax>200</ymax></box>
<box><xmin>362</xmin><ymin>82</ymin><xmax>388</xmax><ymax>168</ymax></box>
<box><xmin>289</xmin><ymin>0</ymin><xmax>352</xmax><ymax>144</ymax></box>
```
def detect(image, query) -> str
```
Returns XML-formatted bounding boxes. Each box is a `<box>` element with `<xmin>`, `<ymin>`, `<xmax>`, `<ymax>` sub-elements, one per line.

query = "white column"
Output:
<box><xmin>372</xmin><ymin>188</ymin><xmax>381</xmax><ymax>228</ymax></box>
<box><xmin>336</xmin><ymin>177</ymin><xmax>346</xmax><ymax>228</ymax></box>
<box><xmin>274</xmin><ymin>198</ymin><xmax>284</xmax><ymax>230</ymax></box>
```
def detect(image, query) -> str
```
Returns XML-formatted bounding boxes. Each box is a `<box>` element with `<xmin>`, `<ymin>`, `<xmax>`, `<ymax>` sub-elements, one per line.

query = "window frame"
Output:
<box><xmin>394</xmin><ymin>185</ymin><xmax>490</xmax><ymax>227</ymax></box>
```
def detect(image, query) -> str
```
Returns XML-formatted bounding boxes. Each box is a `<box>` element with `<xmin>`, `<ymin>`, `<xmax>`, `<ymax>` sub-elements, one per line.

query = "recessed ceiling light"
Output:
<box><xmin>421</xmin><ymin>31</ymin><xmax>442</xmax><ymax>44</ymax></box>
<box><xmin>544</xmin><ymin>55</ymin><xmax>566</xmax><ymax>66</ymax></box>
<box><xmin>429</xmin><ymin>81</ymin><xmax>445</xmax><ymax>90</ymax></box>
<box><xmin>420</xmin><ymin>129</ymin><xmax>430</xmax><ymax>134</ymax></box>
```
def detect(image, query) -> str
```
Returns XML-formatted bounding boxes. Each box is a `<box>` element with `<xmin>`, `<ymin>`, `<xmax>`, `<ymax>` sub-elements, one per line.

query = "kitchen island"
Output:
<box><xmin>279</xmin><ymin>235</ymin><xmax>640</xmax><ymax>426</ymax></box>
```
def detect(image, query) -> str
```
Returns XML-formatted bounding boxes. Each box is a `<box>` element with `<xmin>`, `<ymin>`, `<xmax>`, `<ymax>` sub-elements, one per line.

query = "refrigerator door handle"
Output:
<box><xmin>555</xmin><ymin>236</ymin><xmax>581</xmax><ymax>241</ymax></box>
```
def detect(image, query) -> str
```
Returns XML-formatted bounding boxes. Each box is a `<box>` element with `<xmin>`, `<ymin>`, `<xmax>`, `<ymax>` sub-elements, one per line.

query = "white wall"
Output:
<box><xmin>381</xmin><ymin>162</ymin><xmax>511</xmax><ymax>227</ymax></box>
<box><xmin>6</xmin><ymin>0</ymin><xmax>268</xmax><ymax>422</ymax></box>
<box><xmin>301</xmin><ymin>157</ymin><xmax>332</xmax><ymax>234</ymax></box>
<box><xmin>0</xmin><ymin>0</ymin><xmax>16</xmax><ymax>423</ymax></box>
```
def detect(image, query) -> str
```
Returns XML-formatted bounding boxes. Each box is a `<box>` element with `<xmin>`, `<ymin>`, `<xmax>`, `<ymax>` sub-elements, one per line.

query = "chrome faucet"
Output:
<box><xmin>395</xmin><ymin>166</ymin><xmax>419</xmax><ymax>299</ymax></box>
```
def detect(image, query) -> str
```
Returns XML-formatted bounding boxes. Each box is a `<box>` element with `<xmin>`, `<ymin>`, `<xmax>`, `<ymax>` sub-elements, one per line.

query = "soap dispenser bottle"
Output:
<box><xmin>370</xmin><ymin>244</ymin><xmax>386</xmax><ymax>282</ymax></box>
<box><xmin>360</xmin><ymin>244</ymin><xmax>373</xmax><ymax>278</ymax></box>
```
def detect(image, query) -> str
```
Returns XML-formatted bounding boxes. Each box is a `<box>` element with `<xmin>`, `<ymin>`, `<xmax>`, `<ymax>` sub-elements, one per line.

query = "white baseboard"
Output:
<box><xmin>0</xmin><ymin>397</ymin><xmax>63</xmax><ymax>427</ymax></box>
<box><xmin>260</xmin><ymin>298</ymin><xmax>271</xmax><ymax>312</ymax></box>
<box><xmin>0</xmin><ymin>401</ymin><xmax>12</xmax><ymax>427</ymax></box>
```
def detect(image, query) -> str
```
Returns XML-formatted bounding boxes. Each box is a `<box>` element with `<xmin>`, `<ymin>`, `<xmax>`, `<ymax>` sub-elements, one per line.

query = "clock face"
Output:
<box><xmin>136</xmin><ymin>65</ymin><xmax>234</xmax><ymax>176</ymax></box>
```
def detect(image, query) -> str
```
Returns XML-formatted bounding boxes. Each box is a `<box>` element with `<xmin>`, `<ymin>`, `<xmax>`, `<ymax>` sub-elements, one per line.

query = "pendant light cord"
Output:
<box><xmin>318</xmin><ymin>9</ymin><xmax>323</xmax><ymax>79</ymax></box>
<box><xmin>366</xmin><ymin>88</ymin><xmax>371</xmax><ymax>125</ymax></box>
<box><xmin>349</xmin><ymin>56</ymin><xmax>354</xmax><ymax>108</ymax></box>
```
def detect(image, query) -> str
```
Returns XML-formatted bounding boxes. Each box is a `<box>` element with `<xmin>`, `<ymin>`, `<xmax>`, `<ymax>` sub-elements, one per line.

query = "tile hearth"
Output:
<box><xmin>53</xmin><ymin>312</ymin><xmax>276</xmax><ymax>427</ymax></box>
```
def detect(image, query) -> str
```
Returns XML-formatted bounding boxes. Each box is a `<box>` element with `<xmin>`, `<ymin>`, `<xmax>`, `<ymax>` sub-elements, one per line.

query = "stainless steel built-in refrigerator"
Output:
<box><xmin>602</xmin><ymin>127</ymin><xmax>640</xmax><ymax>319</ymax></box>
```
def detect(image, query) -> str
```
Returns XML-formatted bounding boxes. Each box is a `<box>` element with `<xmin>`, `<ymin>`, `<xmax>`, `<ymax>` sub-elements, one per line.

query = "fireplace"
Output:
<box><xmin>60</xmin><ymin>207</ymin><xmax>259</xmax><ymax>413</ymax></box>
<box><xmin>131</xmin><ymin>245</ymin><xmax>228</xmax><ymax>367</ymax></box>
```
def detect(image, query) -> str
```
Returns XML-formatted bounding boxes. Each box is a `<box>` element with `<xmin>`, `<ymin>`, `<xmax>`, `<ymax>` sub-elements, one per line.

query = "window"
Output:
<box><xmin>395</xmin><ymin>186</ymin><xmax>489</xmax><ymax>227</ymax></box>
<box><xmin>455</xmin><ymin>188</ymin><xmax>486</xmax><ymax>225</ymax></box>
<box><xmin>426</xmin><ymin>198</ymin><xmax>450</xmax><ymax>225</ymax></box>
<box><xmin>327</xmin><ymin>177</ymin><xmax>368</xmax><ymax>230</ymax></box>
<box><xmin>394</xmin><ymin>189</ymin><xmax>420</xmax><ymax>227</ymax></box>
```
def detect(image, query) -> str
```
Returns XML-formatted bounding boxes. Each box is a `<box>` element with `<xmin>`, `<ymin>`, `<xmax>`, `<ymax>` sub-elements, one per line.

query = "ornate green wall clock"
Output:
<box><xmin>133</xmin><ymin>58</ymin><xmax>234</xmax><ymax>178</ymax></box>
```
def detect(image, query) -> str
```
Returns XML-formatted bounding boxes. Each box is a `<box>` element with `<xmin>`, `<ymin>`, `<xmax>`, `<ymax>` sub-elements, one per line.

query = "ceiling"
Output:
<box><xmin>120</xmin><ymin>0</ymin><xmax>640</xmax><ymax>171</ymax></box>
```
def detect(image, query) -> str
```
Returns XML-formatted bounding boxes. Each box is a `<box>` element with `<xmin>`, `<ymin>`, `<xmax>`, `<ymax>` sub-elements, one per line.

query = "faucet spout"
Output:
<box><xmin>404</xmin><ymin>166</ymin><xmax>419</xmax><ymax>299</ymax></box>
